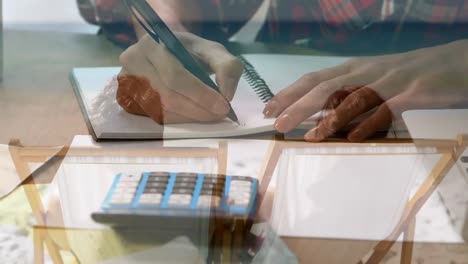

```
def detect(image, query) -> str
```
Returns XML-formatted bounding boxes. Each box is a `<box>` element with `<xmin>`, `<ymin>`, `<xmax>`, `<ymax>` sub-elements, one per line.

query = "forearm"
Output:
<box><xmin>132</xmin><ymin>0</ymin><xmax>201</xmax><ymax>39</ymax></box>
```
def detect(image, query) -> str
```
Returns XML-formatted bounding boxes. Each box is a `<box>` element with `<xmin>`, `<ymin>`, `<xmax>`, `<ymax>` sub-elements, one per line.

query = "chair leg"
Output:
<box><xmin>217</xmin><ymin>141</ymin><xmax>228</xmax><ymax>176</ymax></box>
<box><xmin>34</xmin><ymin>228</ymin><xmax>44</xmax><ymax>264</ymax></box>
<box><xmin>365</xmin><ymin>240</ymin><xmax>395</xmax><ymax>264</ymax></box>
<box><xmin>400</xmin><ymin>217</ymin><xmax>416</xmax><ymax>264</ymax></box>
<box><xmin>46</xmin><ymin>236</ymin><xmax>65</xmax><ymax>264</ymax></box>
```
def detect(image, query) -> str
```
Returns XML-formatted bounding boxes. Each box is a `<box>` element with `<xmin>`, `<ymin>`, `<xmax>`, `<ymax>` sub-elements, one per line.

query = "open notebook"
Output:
<box><xmin>72</xmin><ymin>54</ymin><xmax>360</xmax><ymax>140</ymax></box>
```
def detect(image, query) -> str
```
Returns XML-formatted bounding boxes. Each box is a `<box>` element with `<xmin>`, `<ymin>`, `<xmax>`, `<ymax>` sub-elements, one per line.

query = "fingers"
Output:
<box><xmin>120</xmin><ymin>43</ymin><xmax>229</xmax><ymax>122</ymax></box>
<box><xmin>322</xmin><ymin>86</ymin><xmax>362</xmax><ymax>110</ymax></box>
<box><xmin>304</xmin><ymin>87</ymin><xmax>384</xmax><ymax>141</ymax></box>
<box><xmin>116</xmin><ymin>95</ymin><xmax>145</xmax><ymax>116</ymax></box>
<box><xmin>346</xmin><ymin>91</ymin><xmax>412</xmax><ymax>142</ymax></box>
<box><xmin>117</xmin><ymin>73</ymin><xmax>227</xmax><ymax>123</ymax></box>
<box><xmin>117</xmin><ymin>74</ymin><xmax>164</xmax><ymax>124</ymax></box>
<box><xmin>116</xmin><ymin>70</ymin><xmax>146</xmax><ymax>116</ymax></box>
<box><xmin>264</xmin><ymin>64</ymin><xmax>350</xmax><ymax>118</ymax></box>
<box><xmin>346</xmin><ymin>103</ymin><xmax>393</xmax><ymax>142</ymax></box>
<box><xmin>316</xmin><ymin>86</ymin><xmax>362</xmax><ymax>124</ymax></box>
<box><xmin>140</xmin><ymin>37</ymin><xmax>231</xmax><ymax>116</ymax></box>
<box><xmin>273</xmin><ymin>63</ymin><xmax>409</xmax><ymax>141</ymax></box>
<box><xmin>273</xmin><ymin>71</ymin><xmax>372</xmax><ymax>133</ymax></box>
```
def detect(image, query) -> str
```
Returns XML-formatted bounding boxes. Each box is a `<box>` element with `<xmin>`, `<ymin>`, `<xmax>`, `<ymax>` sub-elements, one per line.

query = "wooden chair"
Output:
<box><xmin>8</xmin><ymin>138</ymin><xmax>229</xmax><ymax>264</ymax></box>
<box><xmin>13</xmin><ymin>135</ymin><xmax>466</xmax><ymax>263</ymax></box>
<box><xmin>256</xmin><ymin>135</ymin><xmax>467</xmax><ymax>264</ymax></box>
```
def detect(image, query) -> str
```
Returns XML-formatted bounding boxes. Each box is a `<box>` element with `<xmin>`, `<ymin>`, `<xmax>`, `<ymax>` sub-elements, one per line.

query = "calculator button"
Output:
<box><xmin>119</xmin><ymin>174</ymin><xmax>142</xmax><ymax>182</ymax></box>
<box><xmin>170</xmin><ymin>194</ymin><xmax>192</xmax><ymax>200</ymax></box>
<box><xmin>229</xmin><ymin>186</ymin><xmax>251</xmax><ymax>194</ymax></box>
<box><xmin>200</xmin><ymin>190</ymin><xmax>223</xmax><ymax>197</ymax></box>
<box><xmin>169</xmin><ymin>200</ymin><xmax>191</xmax><ymax>206</ymax></box>
<box><xmin>229</xmin><ymin>189</ymin><xmax>251</xmax><ymax>197</ymax></box>
<box><xmin>169</xmin><ymin>194</ymin><xmax>192</xmax><ymax>206</ymax></box>
<box><xmin>200</xmin><ymin>192</ymin><xmax>223</xmax><ymax>198</ymax></box>
<box><xmin>174</xmin><ymin>182</ymin><xmax>196</xmax><ymax>189</ymax></box>
<box><xmin>229</xmin><ymin>193</ymin><xmax>250</xmax><ymax>199</ymax></box>
<box><xmin>198</xmin><ymin>195</ymin><xmax>221</xmax><ymax>208</ymax></box>
<box><xmin>149</xmin><ymin>172</ymin><xmax>171</xmax><ymax>177</ymax></box>
<box><xmin>139</xmin><ymin>194</ymin><xmax>163</xmax><ymax>204</ymax></box>
<box><xmin>203</xmin><ymin>177</ymin><xmax>225</xmax><ymax>185</ymax></box>
<box><xmin>200</xmin><ymin>185</ymin><xmax>223</xmax><ymax>191</ymax></box>
<box><xmin>201</xmin><ymin>189</ymin><xmax>223</xmax><ymax>196</ymax></box>
<box><xmin>202</xmin><ymin>182</ymin><xmax>224</xmax><ymax>189</ymax></box>
<box><xmin>176</xmin><ymin>172</ymin><xmax>198</xmax><ymax>177</ymax></box>
<box><xmin>230</xmin><ymin>180</ymin><xmax>252</xmax><ymax>187</ymax></box>
<box><xmin>147</xmin><ymin>177</ymin><xmax>170</xmax><ymax>183</ymax></box>
<box><xmin>204</xmin><ymin>174</ymin><xmax>225</xmax><ymax>179</ymax></box>
<box><xmin>175</xmin><ymin>177</ymin><xmax>198</xmax><ymax>183</ymax></box>
<box><xmin>111</xmin><ymin>193</ymin><xmax>135</xmax><ymax>199</ymax></box>
<box><xmin>200</xmin><ymin>189</ymin><xmax>224</xmax><ymax>194</ymax></box>
<box><xmin>112</xmin><ymin>188</ymin><xmax>136</xmax><ymax>195</ymax></box>
<box><xmin>114</xmin><ymin>189</ymin><xmax>136</xmax><ymax>195</ymax></box>
<box><xmin>139</xmin><ymin>193</ymin><xmax>163</xmax><ymax>199</ymax></box>
<box><xmin>227</xmin><ymin>198</ymin><xmax>250</xmax><ymax>207</ymax></box>
<box><xmin>172</xmin><ymin>188</ymin><xmax>194</xmax><ymax>195</ymax></box>
<box><xmin>231</xmin><ymin>176</ymin><xmax>253</xmax><ymax>182</ymax></box>
<box><xmin>145</xmin><ymin>182</ymin><xmax>168</xmax><ymax>188</ymax></box>
<box><xmin>110</xmin><ymin>196</ymin><xmax>134</xmax><ymax>205</ymax></box>
<box><xmin>461</xmin><ymin>156</ymin><xmax>468</xmax><ymax>163</ymax></box>
<box><xmin>144</xmin><ymin>188</ymin><xmax>166</xmax><ymax>194</ymax></box>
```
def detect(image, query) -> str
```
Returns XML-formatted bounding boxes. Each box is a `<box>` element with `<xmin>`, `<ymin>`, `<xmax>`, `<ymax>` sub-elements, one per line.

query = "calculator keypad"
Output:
<box><xmin>103</xmin><ymin>172</ymin><xmax>257</xmax><ymax>216</ymax></box>
<box><xmin>108</xmin><ymin>174</ymin><xmax>140</xmax><ymax>205</ymax></box>
<box><xmin>140</xmin><ymin>172</ymin><xmax>170</xmax><ymax>206</ymax></box>
<box><xmin>168</xmin><ymin>173</ymin><xmax>197</xmax><ymax>206</ymax></box>
<box><xmin>139</xmin><ymin>194</ymin><xmax>163</xmax><ymax>205</ymax></box>
<box><xmin>228</xmin><ymin>178</ymin><xmax>253</xmax><ymax>207</ymax></box>
<box><xmin>197</xmin><ymin>174</ymin><xmax>224</xmax><ymax>208</ymax></box>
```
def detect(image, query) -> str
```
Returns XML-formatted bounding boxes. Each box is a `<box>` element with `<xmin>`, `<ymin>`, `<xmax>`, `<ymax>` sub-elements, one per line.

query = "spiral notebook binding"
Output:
<box><xmin>237</xmin><ymin>55</ymin><xmax>275</xmax><ymax>103</ymax></box>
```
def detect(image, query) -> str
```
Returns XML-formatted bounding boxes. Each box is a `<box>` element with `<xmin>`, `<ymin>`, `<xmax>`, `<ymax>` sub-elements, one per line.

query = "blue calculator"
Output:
<box><xmin>92</xmin><ymin>172</ymin><xmax>258</xmax><ymax>227</ymax></box>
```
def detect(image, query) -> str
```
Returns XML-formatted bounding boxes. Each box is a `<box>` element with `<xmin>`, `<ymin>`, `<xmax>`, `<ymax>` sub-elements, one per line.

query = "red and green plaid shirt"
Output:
<box><xmin>77</xmin><ymin>0</ymin><xmax>468</xmax><ymax>53</ymax></box>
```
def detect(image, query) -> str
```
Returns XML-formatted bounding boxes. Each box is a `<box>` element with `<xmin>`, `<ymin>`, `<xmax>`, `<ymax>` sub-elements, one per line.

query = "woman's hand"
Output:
<box><xmin>117</xmin><ymin>32</ymin><xmax>243</xmax><ymax>124</ymax></box>
<box><xmin>264</xmin><ymin>40</ymin><xmax>468</xmax><ymax>142</ymax></box>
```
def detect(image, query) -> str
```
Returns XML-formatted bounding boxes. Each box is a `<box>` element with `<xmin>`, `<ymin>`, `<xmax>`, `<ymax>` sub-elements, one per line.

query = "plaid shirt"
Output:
<box><xmin>77</xmin><ymin>0</ymin><xmax>468</xmax><ymax>53</ymax></box>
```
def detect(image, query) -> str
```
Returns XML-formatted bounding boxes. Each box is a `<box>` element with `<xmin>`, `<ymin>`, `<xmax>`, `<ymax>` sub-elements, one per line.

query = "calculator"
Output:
<box><xmin>92</xmin><ymin>172</ymin><xmax>259</xmax><ymax>227</ymax></box>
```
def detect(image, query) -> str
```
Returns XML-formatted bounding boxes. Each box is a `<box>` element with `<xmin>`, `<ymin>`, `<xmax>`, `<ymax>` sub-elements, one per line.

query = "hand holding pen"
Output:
<box><xmin>116</xmin><ymin>0</ymin><xmax>243</xmax><ymax>125</ymax></box>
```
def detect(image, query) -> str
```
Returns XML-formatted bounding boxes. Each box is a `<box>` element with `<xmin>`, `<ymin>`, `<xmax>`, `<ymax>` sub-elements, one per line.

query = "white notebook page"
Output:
<box><xmin>72</xmin><ymin>54</ymin><xmax>350</xmax><ymax>139</ymax></box>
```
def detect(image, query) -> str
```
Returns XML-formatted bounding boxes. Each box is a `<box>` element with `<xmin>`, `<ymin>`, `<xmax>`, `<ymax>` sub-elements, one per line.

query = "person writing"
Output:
<box><xmin>78</xmin><ymin>0</ymin><xmax>468</xmax><ymax>141</ymax></box>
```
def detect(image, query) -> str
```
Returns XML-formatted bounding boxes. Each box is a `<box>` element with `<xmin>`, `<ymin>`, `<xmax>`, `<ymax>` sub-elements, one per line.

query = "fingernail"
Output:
<box><xmin>305</xmin><ymin>127</ymin><xmax>322</xmax><ymax>142</ymax></box>
<box><xmin>348</xmin><ymin>128</ymin><xmax>363</xmax><ymax>142</ymax></box>
<box><xmin>274</xmin><ymin>114</ymin><xmax>293</xmax><ymax>133</ymax></box>
<box><xmin>213</xmin><ymin>99</ymin><xmax>229</xmax><ymax>114</ymax></box>
<box><xmin>263</xmin><ymin>99</ymin><xmax>280</xmax><ymax>118</ymax></box>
